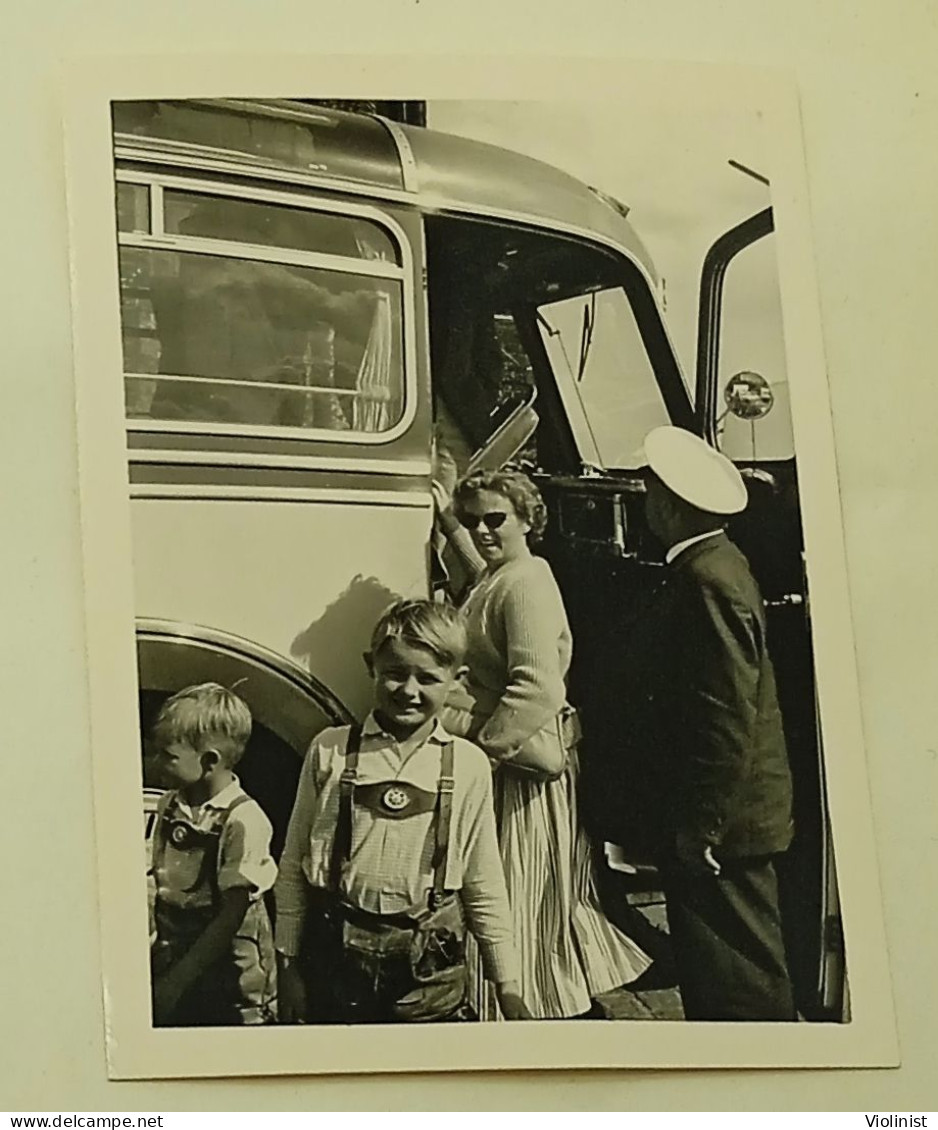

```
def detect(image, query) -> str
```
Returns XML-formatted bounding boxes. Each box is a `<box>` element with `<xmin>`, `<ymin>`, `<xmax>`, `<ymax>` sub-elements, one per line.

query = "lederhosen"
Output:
<box><xmin>151</xmin><ymin>792</ymin><xmax>276</xmax><ymax>1026</ymax></box>
<box><xmin>297</xmin><ymin>724</ymin><xmax>471</xmax><ymax>1024</ymax></box>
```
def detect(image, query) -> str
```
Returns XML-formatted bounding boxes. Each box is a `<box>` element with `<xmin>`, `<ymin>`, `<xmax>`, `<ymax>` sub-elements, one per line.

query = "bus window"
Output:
<box><xmin>432</xmin><ymin>305</ymin><xmax>536</xmax><ymax>470</ymax></box>
<box><xmin>426</xmin><ymin>219</ymin><xmax>541</xmax><ymax>470</ymax></box>
<box><xmin>162</xmin><ymin>190</ymin><xmax>399</xmax><ymax>264</ymax></box>
<box><xmin>537</xmin><ymin>287</ymin><xmax>671</xmax><ymax>469</ymax></box>
<box><xmin>117</xmin><ymin>182</ymin><xmax>407</xmax><ymax>437</ymax></box>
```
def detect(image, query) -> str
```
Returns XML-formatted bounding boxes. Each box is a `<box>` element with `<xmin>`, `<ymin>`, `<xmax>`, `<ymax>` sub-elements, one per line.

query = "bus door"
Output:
<box><xmin>695</xmin><ymin>207</ymin><xmax>846</xmax><ymax>1020</ymax></box>
<box><xmin>422</xmin><ymin>212</ymin><xmax>695</xmax><ymax>798</ymax></box>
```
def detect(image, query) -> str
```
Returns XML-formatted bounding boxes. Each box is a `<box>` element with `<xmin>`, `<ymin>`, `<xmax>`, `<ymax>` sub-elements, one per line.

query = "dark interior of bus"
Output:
<box><xmin>424</xmin><ymin>212</ymin><xmax>842</xmax><ymax>1019</ymax></box>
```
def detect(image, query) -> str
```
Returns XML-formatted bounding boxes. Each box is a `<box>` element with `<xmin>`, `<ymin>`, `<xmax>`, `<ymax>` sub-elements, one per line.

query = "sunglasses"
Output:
<box><xmin>458</xmin><ymin>511</ymin><xmax>509</xmax><ymax>532</ymax></box>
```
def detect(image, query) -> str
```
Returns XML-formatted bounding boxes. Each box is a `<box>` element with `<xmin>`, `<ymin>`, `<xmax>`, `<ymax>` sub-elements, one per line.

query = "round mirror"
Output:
<box><xmin>724</xmin><ymin>370</ymin><xmax>775</xmax><ymax>420</ymax></box>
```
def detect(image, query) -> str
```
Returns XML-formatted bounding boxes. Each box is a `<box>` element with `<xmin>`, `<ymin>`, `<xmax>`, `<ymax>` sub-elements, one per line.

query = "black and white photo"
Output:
<box><xmin>62</xmin><ymin>57</ymin><xmax>896</xmax><ymax>1078</ymax></box>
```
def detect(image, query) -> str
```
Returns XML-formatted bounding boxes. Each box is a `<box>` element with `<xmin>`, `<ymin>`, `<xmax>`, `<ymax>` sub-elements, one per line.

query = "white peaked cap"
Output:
<box><xmin>643</xmin><ymin>426</ymin><xmax>748</xmax><ymax>515</ymax></box>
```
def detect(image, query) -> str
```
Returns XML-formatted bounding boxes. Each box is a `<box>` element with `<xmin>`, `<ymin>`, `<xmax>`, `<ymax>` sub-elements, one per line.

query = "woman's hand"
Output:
<box><xmin>431</xmin><ymin>478</ymin><xmax>451</xmax><ymax>515</ymax></box>
<box><xmin>431</xmin><ymin>479</ymin><xmax>463</xmax><ymax>538</ymax></box>
<box><xmin>277</xmin><ymin>958</ymin><xmax>308</xmax><ymax>1024</ymax></box>
<box><xmin>496</xmin><ymin>981</ymin><xmax>532</xmax><ymax>1020</ymax></box>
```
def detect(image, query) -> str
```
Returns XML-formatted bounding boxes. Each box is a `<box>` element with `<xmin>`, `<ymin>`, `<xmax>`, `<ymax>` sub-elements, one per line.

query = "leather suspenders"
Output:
<box><xmin>329</xmin><ymin>723</ymin><xmax>363</xmax><ymax>894</ymax></box>
<box><xmin>153</xmin><ymin>792</ymin><xmax>253</xmax><ymax>902</ymax></box>
<box><xmin>328</xmin><ymin>724</ymin><xmax>456</xmax><ymax>913</ymax></box>
<box><xmin>429</xmin><ymin>740</ymin><xmax>455</xmax><ymax>910</ymax></box>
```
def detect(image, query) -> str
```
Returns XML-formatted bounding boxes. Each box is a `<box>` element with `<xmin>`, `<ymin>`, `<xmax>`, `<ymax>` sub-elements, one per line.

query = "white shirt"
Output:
<box><xmin>274</xmin><ymin>714</ymin><xmax>520</xmax><ymax>985</ymax></box>
<box><xmin>665</xmin><ymin>528</ymin><xmax>724</xmax><ymax>565</ymax></box>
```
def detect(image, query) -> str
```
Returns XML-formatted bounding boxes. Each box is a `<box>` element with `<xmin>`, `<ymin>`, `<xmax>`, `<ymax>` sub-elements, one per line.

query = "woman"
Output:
<box><xmin>439</xmin><ymin>467</ymin><xmax>651</xmax><ymax>1019</ymax></box>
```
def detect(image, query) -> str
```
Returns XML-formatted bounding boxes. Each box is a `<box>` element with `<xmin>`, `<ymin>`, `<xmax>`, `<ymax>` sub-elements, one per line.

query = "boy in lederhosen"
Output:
<box><xmin>274</xmin><ymin>599</ymin><xmax>529</xmax><ymax>1024</ymax></box>
<box><xmin>149</xmin><ymin>683</ymin><xmax>277</xmax><ymax>1026</ymax></box>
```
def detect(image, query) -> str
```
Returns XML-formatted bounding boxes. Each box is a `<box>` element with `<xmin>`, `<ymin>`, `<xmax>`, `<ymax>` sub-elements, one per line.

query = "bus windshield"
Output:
<box><xmin>537</xmin><ymin>286</ymin><xmax>671</xmax><ymax>470</ymax></box>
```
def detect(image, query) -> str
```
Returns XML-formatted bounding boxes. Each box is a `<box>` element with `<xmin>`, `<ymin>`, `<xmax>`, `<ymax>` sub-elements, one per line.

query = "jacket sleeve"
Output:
<box><xmin>673</xmin><ymin>574</ymin><xmax>762</xmax><ymax>844</ymax></box>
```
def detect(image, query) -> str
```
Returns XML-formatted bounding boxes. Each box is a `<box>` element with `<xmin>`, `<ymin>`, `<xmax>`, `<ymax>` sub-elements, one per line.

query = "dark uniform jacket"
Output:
<box><xmin>609</xmin><ymin>532</ymin><xmax>794</xmax><ymax>861</ymax></box>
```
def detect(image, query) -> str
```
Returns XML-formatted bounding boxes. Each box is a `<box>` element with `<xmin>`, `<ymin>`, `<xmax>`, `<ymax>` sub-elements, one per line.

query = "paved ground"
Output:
<box><xmin>598</xmin><ymin>980</ymin><xmax>685</xmax><ymax>1021</ymax></box>
<box><xmin>594</xmin><ymin>892</ymin><xmax>685</xmax><ymax>1021</ymax></box>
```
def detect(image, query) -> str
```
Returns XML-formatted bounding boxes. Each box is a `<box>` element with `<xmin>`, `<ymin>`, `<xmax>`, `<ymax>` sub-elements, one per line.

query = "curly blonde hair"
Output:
<box><xmin>453</xmin><ymin>467</ymin><xmax>549</xmax><ymax>543</ymax></box>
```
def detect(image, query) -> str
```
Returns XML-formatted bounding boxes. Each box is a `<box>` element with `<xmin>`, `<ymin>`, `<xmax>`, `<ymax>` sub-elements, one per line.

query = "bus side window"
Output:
<box><xmin>117</xmin><ymin>183</ymin><xmax>408</xmax><ymax>437</ymax></box>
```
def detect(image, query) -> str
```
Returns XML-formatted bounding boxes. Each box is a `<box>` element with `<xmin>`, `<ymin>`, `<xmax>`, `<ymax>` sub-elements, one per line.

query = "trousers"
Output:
<box><xmin>152</xmin><ymin>897</ymin><xmax>276</xmax><ymax>1026</ymax></box>
<box><xmin>297</xmin><ymin>888</ymin><xmax>472</xmax><ymax>1024</ymax></box>
<box><xmin>662</xmin><ymin>855</ymin><xmax>796</xmax><ymax>1021</ymax></box>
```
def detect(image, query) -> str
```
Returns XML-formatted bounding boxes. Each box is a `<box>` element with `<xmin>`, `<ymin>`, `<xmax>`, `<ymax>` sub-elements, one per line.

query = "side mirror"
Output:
<box><xmin>724</xmin><ymin>370</ymin><xmax>775</xmax><ymax>421</ymax></box>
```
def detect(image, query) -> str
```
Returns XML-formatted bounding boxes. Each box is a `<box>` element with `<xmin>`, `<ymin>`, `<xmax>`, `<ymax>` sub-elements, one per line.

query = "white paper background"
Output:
<box><xmin>2</xmin><ymin>0</ymin><xmax>936</xmax><ymax>1111</ymax></box>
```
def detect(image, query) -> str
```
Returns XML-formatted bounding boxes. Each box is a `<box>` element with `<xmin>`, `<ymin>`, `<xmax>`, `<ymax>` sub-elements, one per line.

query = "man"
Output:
<box><xmin>616</xmin><ymin>425</ymin><xmax>796</xmax><ymax>1021</ymax></box>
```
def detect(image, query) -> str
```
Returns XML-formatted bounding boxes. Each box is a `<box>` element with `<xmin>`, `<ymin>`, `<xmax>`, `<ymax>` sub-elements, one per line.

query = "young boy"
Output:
<box><xmin>149</xmin><ymin>682</ymin><xmax>277</xmax><ymax>1026</ymax></box>
<box><xmin>274</xmin><ymin>599</ymin><xmax>528</xmax><ymax>1024</ymax></box>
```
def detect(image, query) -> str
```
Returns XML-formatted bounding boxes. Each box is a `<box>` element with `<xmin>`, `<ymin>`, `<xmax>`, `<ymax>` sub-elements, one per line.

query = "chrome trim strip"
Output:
<box><xmin>374</xmin><ymin>115</ymin><xmax>419</xmax><ymax>194</ymax></box>
<box><xmin>126</xmin><ymin>371</ymin><xmax>381</xmax><ymax>399</ymax></box>
<box><xmin>136</xmin><ymin>615</ymin><xmax>354</xmax><ymax>723</ymax></box>
<box><xmin>118</xmin><ymin>230</ymin><xmax>403</xmax><ymax>280</ymax></box>
<box><xmin>114</xmin><ymin>139</ymin><xmax>414</xmax><ymax>204</ymax></box>
<box><xmin>203</xmin><ymin>99</ymin><xmax>339</xmax><ymax>128</ymax></box>
<box><xmin>125</xmin><ymin>418</ymin><xmax>413</xmax><ymax>446</ymax></box>
<box><xmin>128</xmin><ymin>449</ymin><xmax>431</xmax><ymax>476</ymax></box>
<box><xmin>130</xmin><ymin>483</ymin><xmax>433</xmax><ymax>507</ymax></box>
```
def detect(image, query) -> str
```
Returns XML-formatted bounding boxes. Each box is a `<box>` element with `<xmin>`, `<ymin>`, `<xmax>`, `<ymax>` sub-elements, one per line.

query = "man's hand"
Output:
<box><xmin>496</xmin><ymin>981</ymin><xmax>532</xmax><ymax>1020</ymax></box>
<box><xmin>277</xmin><ymin>958</ymin><xmax>308</xmax><ymax>1024</ymax></box>
<box><xmin>675</xmin><ymin>830</ymin><xmax>722</xmax><ymax>876</ymax></box>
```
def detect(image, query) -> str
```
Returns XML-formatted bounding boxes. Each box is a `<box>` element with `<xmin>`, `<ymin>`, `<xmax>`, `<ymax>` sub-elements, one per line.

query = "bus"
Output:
<box><xmin>114</xmin><ymin>97</ymin><xmax>844</xmax><ymax>1020</ymax></box>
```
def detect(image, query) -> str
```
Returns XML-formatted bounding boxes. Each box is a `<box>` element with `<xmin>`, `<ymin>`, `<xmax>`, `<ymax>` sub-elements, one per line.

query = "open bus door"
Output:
<box><xmin>694</xmin><ymin>206</ymin><xmax>847</xmax><ymax>1021</ymax></box>
<box><xmin>423</xmin><ymin>210</ymin><xmax>696</xmax><ymax>759</ymax></box>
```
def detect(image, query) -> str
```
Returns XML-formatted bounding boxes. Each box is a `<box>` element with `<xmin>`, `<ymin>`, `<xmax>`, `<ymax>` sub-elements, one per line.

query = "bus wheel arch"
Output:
<box><xmin>137</xmin><ymin>618</ymin><xmax>353</xmax><ymax>857</ymax></box>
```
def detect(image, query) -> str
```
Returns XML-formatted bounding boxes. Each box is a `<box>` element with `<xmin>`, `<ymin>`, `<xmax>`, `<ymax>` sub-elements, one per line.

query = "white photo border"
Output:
<box><xmin>62</xmin><ymin>52</ymin><xmax>899</xmax><ymax>1079</ymax></box>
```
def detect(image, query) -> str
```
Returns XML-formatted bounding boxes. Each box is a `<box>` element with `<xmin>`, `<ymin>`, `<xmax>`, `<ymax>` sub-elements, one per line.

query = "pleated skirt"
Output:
<box><xmin>474</xmin><ymin>754</ymin><xmax>652</xmax><ymax>1020</ymax></box>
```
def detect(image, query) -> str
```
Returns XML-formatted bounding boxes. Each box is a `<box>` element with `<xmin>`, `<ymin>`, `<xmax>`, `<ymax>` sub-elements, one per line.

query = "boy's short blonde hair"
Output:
<box><xmin>152</xmin><ymin>682</ymin><xmax>253</xmax><ymax>768</ymax></box>
<box><xmin>370</xmin><ymin>599</ymin><xmax>467</xmax><ymax>668</ymax></box>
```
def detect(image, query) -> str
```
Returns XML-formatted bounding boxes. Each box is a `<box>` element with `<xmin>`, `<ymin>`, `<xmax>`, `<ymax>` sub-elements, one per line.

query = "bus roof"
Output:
<box><xmin>113</xmin><ymin>99</ymin><xmax>656</xmax><ymax>276</ymax></box>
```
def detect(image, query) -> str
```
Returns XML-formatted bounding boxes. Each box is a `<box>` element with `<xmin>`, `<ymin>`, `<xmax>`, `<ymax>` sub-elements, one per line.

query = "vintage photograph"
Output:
<box><xmin>119</xmin><ymin>92</ymin><xmax>843</xmax><ymax>1023</ymax></box>
<box><xmin>63</xmin><ymin>61</ymin><xmax>895</xmax><ymax>1077</ymax></box>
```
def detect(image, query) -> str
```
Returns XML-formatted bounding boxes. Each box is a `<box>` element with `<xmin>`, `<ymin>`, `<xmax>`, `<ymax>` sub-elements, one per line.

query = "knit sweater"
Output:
<box><xmin>457</xmin><ymin>554</ymin><xmax>572</xmax><ymax>761</ymax></box>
